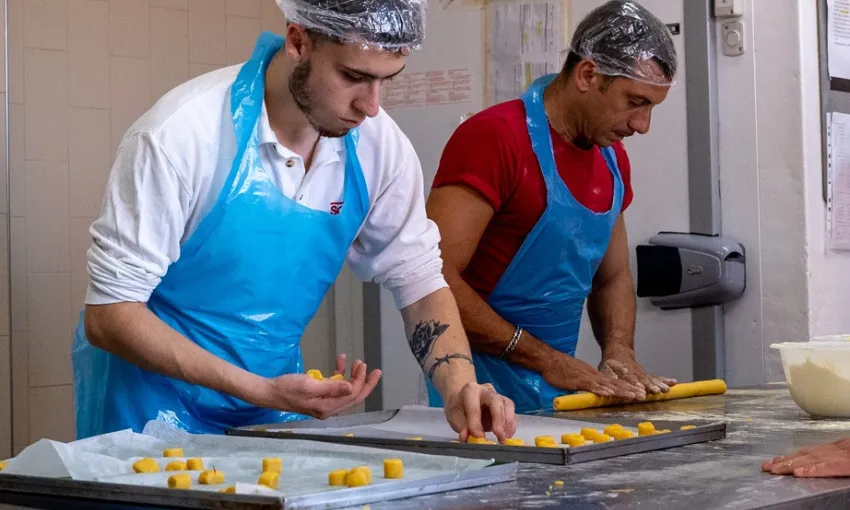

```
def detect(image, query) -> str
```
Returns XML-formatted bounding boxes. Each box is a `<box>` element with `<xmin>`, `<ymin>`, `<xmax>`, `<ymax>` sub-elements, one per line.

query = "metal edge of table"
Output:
<box><xmin>227</xmin><ymin>423</ymin><xmax>727</xmax><ymax>466</ymax></box>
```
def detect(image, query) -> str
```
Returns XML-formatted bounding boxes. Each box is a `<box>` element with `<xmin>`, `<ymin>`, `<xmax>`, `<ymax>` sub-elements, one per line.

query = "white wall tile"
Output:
<box><xmin>110</xmin><ymin>56</ymin><xmax>151</xmax><ymax>152</ymax></box>
<box><xmin>25</xmin><ymin>216</ymin><xmax>70</xmax><ymax>273</ymax></box>
<box><xmin>27</xmin><ymin>273</ymin><xmax>72</xmax><ymax>387</ymax></box>
<box><xmin>69</xmin><ymin>109</ymin><xmax>110</xmax><ymax>218</ymax></box>
<box><xmin>10</xmin><ymin>218</ymin><xmax>27</xmax><ymax>331</ymax></box>
<box><xmin>226</xmin><ymin>0</ymin><xmax>260</xmax><ymax>18</ymax></box>
<box><xmin>189</xmin><ymin>0</ymin><xmax>226</xmax><ymax>65</ymax></box>
<box><xmin>109</xmin><ymin>0</ymin><xmax>150</xmax><ymax>58</ymax></box>
<box><xmin>68</xmin><ymin>0</ymin><xmax>110</xmax><ymax>108</ymax></box>
<box><xmin>11</xmin><ymin>330</ymin><xmax>28</xmax><ymax>454</ymax></box>
<box><xmin>23</xmin><ymin>0</ymin><xmax>67</xmax><ymax>51</ymax></box>
<box><xmin>151</xmin><ymin>7</ymin><xmax>189</xmax><ymax>100</ymax></box>
<box><xmin>28</xmin><ymin>385</ymin><xmax>75</xmax><ymax>442</ymax></box>
<box><xmin>24</xmin><ymin>48</ymin><xmax>68</xmax><ymax>161</ymax></box>
<box><xmin>25</xmin><ymin>161</ymin><xmax>69</xmax><ymax>219</ymax></box>
<box><xmin>226</xmin><ymin>15</ymin><xmax>261</xmax><ymax>65</ymax></box>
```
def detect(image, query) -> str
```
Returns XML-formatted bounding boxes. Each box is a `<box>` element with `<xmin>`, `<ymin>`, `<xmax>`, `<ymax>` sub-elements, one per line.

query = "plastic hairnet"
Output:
<box><xmin>570</xmin><ymin>0</ymin><xmax>677</xmax><ymax>86</ymax></box>
<box><xmin>276</xmin><ymin>0</ymin><xmax>426</xmax><ymax>53</ymax></box>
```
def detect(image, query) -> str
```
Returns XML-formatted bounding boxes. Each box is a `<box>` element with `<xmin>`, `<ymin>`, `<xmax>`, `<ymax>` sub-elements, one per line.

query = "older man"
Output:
<box><xmin>425</xmin><ymin>1</ymin><xmax>679</xmax><ymax>413</ymax></box>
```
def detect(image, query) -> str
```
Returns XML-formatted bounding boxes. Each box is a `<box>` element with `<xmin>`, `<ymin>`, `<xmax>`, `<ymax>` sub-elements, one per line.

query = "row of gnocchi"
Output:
<box><xmin>463</xmin><ymin>421</ymin><xmax>698</xmax><ymax>448</ymax></box>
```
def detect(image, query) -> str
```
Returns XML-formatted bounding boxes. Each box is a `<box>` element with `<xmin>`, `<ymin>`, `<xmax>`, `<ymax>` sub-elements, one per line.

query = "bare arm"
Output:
<box><xmin>84</xmin><ymin>303</ymin><xmax>378</xmax><ymax>418</ymax></box>
<box><xmin>588</xmin><ymin>215</ymin><xmax>676</xmax><ymax>393</ymax></box>
<box><xmin>426</xmin><ymin>185</ymin><xmax>642</xmax><ymax>399</ymax></box>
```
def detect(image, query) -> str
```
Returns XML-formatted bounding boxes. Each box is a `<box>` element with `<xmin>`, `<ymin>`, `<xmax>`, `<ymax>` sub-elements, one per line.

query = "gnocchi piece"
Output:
<box><xmin>258</xmin><ymin>471</ymin><xmax>280</xmax><ymax>489</ymax></box>
<box><xmin>133</xmin><ymin>458</ymin><xmax>159</xmax><ymax>473</ymax></box>
<box><xmin>504</xmin><ymin>438</ymin><xmax>525</xmax><ymax>446</ymax></box>
<box><xmin>344</xmin><ymin>433</ymin><xmax>355</xmax><ymax>437</ymax></box>
<box><xmin>0</xmin><ymin>461</ymin><xmax>8</xmax><ymax>471</ymax></box>
<box><xmin>637</xmin><ymin>422</ymin><xmax>655</xmax><ymax>436</ymax></box>
<box><xmin>306</xmin><ymin>369</ymin><xmax>324</xmax><ymax>380</ymax></box>
<box><xmin>219</xmin><ymin>486</ymin><xmax>236</xmax><ymax>494</ymax></box>
<box><xmin>658</xmin><ymin>429</ymin><xmax>672</xmax><ymax>434</ymax></box>
<box><xmin>346</xmin><ymin>466</ymin><xmax>372</xmax><ymax>487</ymax></box>
<box><xmin>611</xmin><ymin>429</ymin><xmax>634</xmax><ymax>440</ymax></box>
<box><xmin>163</xmin><ymin>448</ymin><xmax>184</xmax><ymax>458</ymax></box>
<box><xmin>165</xmin><ymin>461</ymin><xmax>188</xmax><ymax>471</ymax></box>
<box><xmin>534</xmin><ymin>435</ymin><xmax>556</xmax><ymax>447</ymax></box>
<box><xmin>167</xmin><ymin>474</ymin><xmax>191</xmax><ymax>489</ymax></box>
<box><xmin>467</xmin><ymin>436</ymin><xmax>489</xmax><ymax>444</ymax></box>
<box><xmin>198</xmin><ymin>469</ymin><xmax>225</xmax><ymax>485</ymax></box>
<box><xmin>580</xmin><ymin>428</ymin><xmax>599</xmax><ymax>440</ymax></box>
<box><xmin>561</xmin><ymin>434</ymin><xmax>586</xmax><ymax>447</ymax></box>
<box><xmin>186</xmin><ymin>458</ymin><xmax>204</xmax><ymax>471</ymax></box>
<box><xmin>383</xmin><ymin>458</ymin><xmax>404</xmax><ymax>479</ymax></box>
<box><xmin>331</xmin><ymin>373</ymin><xmax>345</xmax><ymax>380</ymax></box>
<box><xmin>263</xmin><ymin>457</ymin><xmax>282</xmax><ymax>474</ymax></box>
<box><xmin>680</xmin><ymin>425</ymin><xmax>697</xmax><ymax>431</ymax></box>
<box><xmin>603</xmin><ymin>424</ymin><xmax>623</xmax><ymax>436</ymax></box>
<box><xmin>329</xmin><ymin>469</ymin><xmax>348</xmax><ymax>486</ymax></box>
<box><xmin>594</xmin><ymin>434</ymin><xmax>612</xmax><ymax>443</ymax></box>
<box><xmin>554</xmin><ymin>480</ymin><xmax>565</xmax><ymax>487</ymax></box>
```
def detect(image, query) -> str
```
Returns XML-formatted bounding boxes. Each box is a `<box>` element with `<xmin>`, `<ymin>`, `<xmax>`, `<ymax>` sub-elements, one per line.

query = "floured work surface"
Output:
<box><xmin>0</xmin><ymin>420</ymin><xmax>517</xmax><ymax>510</ymax></box>
<box><xmin>230</xmin><ymin>405</ymin><xmax>726</xmax><ymax>465</ymax></box>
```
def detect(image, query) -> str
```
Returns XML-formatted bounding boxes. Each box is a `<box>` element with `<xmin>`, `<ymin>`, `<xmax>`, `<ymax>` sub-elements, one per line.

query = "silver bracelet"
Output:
<box><xmin>499</xmin><ymin>326</ymin><xmax>523</xmax><ymax>360</ymax></box>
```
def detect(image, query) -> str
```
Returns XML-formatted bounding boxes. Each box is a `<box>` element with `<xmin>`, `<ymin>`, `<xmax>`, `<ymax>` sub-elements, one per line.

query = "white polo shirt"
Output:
<box><xmin>86</xmin><ymin>65</ymin><xmax>446</xmax><ymax>310</ymax></box>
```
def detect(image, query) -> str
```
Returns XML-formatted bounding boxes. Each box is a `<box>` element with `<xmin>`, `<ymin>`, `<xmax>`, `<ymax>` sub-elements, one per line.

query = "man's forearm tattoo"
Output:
<box><xmin>428</xmin><ymin>353</ymin><xmax>473</xmax><ymax>379</ymax></box>
<box><xmin>409</xmin><ymin>320</ymin><xmax>449</xmax><ymax>367</ymax></box>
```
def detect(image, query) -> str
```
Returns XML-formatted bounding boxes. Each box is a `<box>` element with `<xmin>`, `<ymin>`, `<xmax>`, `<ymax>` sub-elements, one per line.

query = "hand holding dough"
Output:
<box><xmin>553</xmin><ymin>379</ymin><xmax>727</xmax><ymax>411</ymax></box>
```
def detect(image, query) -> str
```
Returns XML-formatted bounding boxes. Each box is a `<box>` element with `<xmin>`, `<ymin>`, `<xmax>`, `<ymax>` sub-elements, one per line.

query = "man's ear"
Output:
<box><xmin>284</xmin><ymin>24</ymin><xmax>312</xmax><ymax>62</ymax></box>
<box><xmin>572</xmin><ymin>59</ymin><xmax>598</xmax><ymax>93</ymax></box>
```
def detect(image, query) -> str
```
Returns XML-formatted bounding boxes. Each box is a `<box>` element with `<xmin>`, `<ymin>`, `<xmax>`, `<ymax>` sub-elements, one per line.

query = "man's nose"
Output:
<box><xmin>355</xmin><ymin>82</ymin><xmax>381</xmax><ymax>118</ymax></box>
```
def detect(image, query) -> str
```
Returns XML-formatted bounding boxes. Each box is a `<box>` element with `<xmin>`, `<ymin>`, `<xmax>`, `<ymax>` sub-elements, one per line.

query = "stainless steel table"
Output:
<box><xmin>346</xmin><ymin>385</ymin><xmax>850</xmax><ymax>509</ymax></box>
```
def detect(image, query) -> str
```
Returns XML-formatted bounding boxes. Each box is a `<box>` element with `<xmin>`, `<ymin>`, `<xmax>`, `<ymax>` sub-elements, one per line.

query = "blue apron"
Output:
<box><xmin>71</xmin><ymin>32</ymin><xmax>370</xmax><ymax>438</ymax></box>
<box><xmin>427</xmin><ymin>73</ymin><xmax>624</xmax><ymax>414</ymax></box>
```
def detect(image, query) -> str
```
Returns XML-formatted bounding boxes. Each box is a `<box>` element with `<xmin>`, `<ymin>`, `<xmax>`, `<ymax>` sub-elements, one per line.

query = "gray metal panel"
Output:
<box><xmin>362</xmin><ymin>282</ymin><xmax>382</xmax><ymax>412</ymax></box>
<box><xmin>817</xmin><ymin>0</ymin><xmax>850</xmax><ymax>202</ymax></box>
<box><xmin>683</xmin><ymin>0</ymin><xmax>725</xmax><ymax>380</ymax></box>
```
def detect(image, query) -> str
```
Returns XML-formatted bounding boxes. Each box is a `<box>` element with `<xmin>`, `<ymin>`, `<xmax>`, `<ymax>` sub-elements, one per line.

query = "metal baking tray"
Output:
<box><xmin>0</xmin><ymin>461</ymin><xmax>518</xmax><ymax>510</ymax></box>
<box><xmin>228</xmin><ymin>406</ymin><xmax>727</xmax><ymax>466</ymax></box>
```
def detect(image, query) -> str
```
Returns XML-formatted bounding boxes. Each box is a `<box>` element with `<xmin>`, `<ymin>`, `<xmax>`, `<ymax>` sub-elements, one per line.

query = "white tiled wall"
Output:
<box><xmin>8</xmin><ymin>0</ymin><xmax>337</xmax><ymax>454</ymax></box>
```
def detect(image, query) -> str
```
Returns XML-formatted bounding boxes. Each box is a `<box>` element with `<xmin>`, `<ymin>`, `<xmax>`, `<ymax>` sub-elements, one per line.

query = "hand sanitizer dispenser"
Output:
<box><xmin>635</xmin><ymin>232</ymin><xmax>745</xmax><ymax>310</ymax></box>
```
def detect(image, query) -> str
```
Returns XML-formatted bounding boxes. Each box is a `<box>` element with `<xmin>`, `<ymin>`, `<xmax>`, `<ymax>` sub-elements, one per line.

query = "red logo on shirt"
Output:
<box><xmin>330</xmin><ymin>201</ymin><xmax>344</xmax><ymax>215</ymax></box>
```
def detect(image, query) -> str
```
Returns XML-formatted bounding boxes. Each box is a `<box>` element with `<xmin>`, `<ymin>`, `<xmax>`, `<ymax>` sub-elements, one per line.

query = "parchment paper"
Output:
<box><xmin>268</xmin><ymin>405</ymin><xmax>642</xmax><ymax>445</ymax></box>
<box><xmin>0</xmin><ymin>419</ymin><xmax>494</xmax><ymax>497</ymax></box>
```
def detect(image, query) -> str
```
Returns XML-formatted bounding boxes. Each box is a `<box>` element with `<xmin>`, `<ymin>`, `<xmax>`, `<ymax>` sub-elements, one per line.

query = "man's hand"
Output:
<box><xmin>541</xmin><ymin>351</ymin><xmax>646</xmax><ymax>400</ymax></box>
<box><xmin>444</xmin><ymin>382</ymin><xmax>518</xmax><ymax>443</ymax></box>
<box><xmin>599</xmin><ymin>345</ymin><xmax>677</xmax><ymax>395</ymax></box>
<box><xmin>762</xmin><ymin>439</ymin><xmax>850</xmax><ymax>477</ymax></box>
<box><xmin>254</xmin><ymin>355</ymin><xmax>381</xmax><ymax>420</ymax></box>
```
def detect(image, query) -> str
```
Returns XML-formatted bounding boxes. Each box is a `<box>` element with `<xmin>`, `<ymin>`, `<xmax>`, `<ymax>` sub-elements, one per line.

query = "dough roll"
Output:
<box><xmin>552</xmin><ymin>379</ymin><xmax>727</xmax><ymax>411</ymax></box>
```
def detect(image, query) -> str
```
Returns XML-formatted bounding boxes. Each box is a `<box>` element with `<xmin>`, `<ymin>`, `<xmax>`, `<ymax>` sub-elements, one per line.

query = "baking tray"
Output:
<box><xmin>228</xmin><ymin>405</ymin><xmax>727</xmax><ymax>465</ymax></box>
<box><xmin>0</xmin><ymin>462</ymin><xmax>518</xmax><ymax>510</ymax></box>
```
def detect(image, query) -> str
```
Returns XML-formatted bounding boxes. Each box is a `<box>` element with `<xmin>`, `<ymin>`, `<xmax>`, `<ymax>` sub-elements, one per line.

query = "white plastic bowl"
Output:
<box><xmin>771</xmin><ymin>337</ymin><xmax>850</xmax><ymax>418</ymax></box>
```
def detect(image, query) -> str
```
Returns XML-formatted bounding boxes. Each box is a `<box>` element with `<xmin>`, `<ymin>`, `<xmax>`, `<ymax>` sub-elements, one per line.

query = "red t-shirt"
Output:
<box><xmin>432</xmin><ymin>99</ymin><xmax>634</xmax><ymax>300</ymax></box>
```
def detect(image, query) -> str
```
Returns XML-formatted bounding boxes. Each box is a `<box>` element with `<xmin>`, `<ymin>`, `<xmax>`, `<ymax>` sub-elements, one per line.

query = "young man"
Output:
<box><xmin>425</xmin><ymin>1</ymin><xmax>679</xmax><ymax>413</ymax></box>
<box><xmin>72</xmin><ymin>0</ymin><xmax>517</xmax><ymax>442</ymax></box>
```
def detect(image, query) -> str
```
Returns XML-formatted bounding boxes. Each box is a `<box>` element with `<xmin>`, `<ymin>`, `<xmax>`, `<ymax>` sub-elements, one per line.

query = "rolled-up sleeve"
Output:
<box><xmin>347</xmin><ymin>149</ymin><xmax>447</xmax><ymax>310</ymax></box>
<box><xmin>86</xmin><ymin>132</ymin><xmax>192</xmax><ymax>305</ymax></box>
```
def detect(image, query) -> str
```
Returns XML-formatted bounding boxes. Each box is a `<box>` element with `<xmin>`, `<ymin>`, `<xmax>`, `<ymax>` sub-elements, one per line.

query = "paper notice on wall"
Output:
<box><xmin>380</xmin><ymin>68</ymin><xmax>472</xmax><ymax>110</ymax></box>
<box><xmin>827</xmin><ymin>112</ymin><xmax>850</xmax><ymax>251</ymax></box>
<box><xmin>485</xmin><ymin>0</ymin><xmax>564</xmax><ymax>105</ymax></box>
<box><xmin>828</xmin><ymin>0</ymin><xmax>850</xmax><ymax>80</ymax></box>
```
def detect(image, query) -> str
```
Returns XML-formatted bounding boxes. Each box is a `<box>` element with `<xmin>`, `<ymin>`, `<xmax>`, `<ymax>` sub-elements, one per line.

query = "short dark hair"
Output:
<box><xmin>562</xmin><ymin>0</ymin><xmax>676</xmax><ymax>83</ymax></box>
<box><xmin>294</xmin><ymin>0</ymin><xmax>425</xmax><ymax>50</ymax></box>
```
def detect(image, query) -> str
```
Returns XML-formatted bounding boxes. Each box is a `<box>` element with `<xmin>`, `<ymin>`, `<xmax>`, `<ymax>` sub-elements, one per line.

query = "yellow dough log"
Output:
<box><xmin>163</xmin><ymin>448</ymin><xmax>184</xmax><ymax>458</ymax></box>
<box><xmin>331</xmin><ymin>373</ymin><xmax>345</xmax><ymax>380</ymax></box>
<box><xmin>262</xmin><ymin>457</ymin><xmax>282</xmax><ymax>474</ymax></box>
<box><xmin>505</xmin><ymin>438</ymin><xmax>525</xmax><ymax>446</ymax></box>
<box><xmin>553</xmin><ymin>379</ymin><xmax>727</xmax><ymax>411</ymax></box>
<box><xmin>306</xmin><ymin>369</ymin><xmax>324</xmax><ymax>380</ymax></box>
<box><xmin>611</xmin><ymin>429</ymin><xmax>634</xmax><ymax>440</ymax></box>
<box><xmin>167</xmin><ymin>474</ymin><xmax>191</xmax><ymax>489</ymax></box>
<box><xmin>187</xmin><ymin>458</ymin><xmax>204</xmax><ymax>471</ymax></box>
<box><xmin>219</xmin><ymin>486</ymin><xmax>236</xmax><ymax>493</ymax></box>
